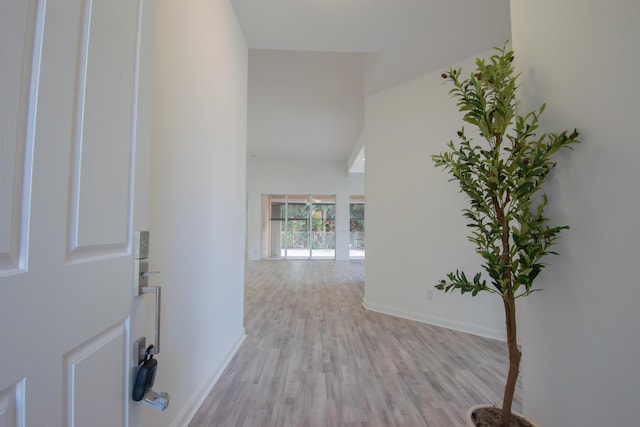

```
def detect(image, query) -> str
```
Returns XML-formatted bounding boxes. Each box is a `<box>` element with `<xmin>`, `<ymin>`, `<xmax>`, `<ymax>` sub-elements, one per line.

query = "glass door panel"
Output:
<box><xmin>310</xmin><ymin>197</ymin><xmax>335</xmax><ymax>259</ymax></box>
<box><xmin>267</xmin><ymin>195</ymin><xmax>286</xmax><ymax>259</ymax></box>
<box><xmin>350</xmin><ymin>196</ymin><xmax>365</xmax><ymax>259</ymax></box>
<box><xmin>286</xmin><ymin>196</ymin><xmax>310</xmax><ymax>258</ymax></box>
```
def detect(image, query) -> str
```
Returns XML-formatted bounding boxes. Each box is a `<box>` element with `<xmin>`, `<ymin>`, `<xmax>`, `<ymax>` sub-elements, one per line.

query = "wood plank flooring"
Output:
<box><xmin>188</xmin><ymin>260</ymin><xmax>520</xmax><ymax>427</ymax></box>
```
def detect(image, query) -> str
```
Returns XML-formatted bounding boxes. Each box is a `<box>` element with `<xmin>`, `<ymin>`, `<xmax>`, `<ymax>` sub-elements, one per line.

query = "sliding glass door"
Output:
<box><xmin>263</xmin><ymin>194</ymin><xmax>335</xmax><ymax>259</ymax></box>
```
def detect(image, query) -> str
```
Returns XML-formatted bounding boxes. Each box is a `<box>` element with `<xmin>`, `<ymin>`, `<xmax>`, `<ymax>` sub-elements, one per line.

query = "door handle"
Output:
<box><xmin>141</xmin><ymin>286</ymin><xmax>161</xmax><ymax>355</ymax></box>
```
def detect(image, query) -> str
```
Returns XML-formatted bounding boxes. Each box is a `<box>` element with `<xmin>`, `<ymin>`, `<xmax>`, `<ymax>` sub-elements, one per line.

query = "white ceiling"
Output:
<box><xmin>248</xmin><ymin>50</ymin><xmax>366</xmax><ymax>162</ymax></box>
<box><xmin>233</xmin><ymin>0</ymin><xmax>512</xmax><ymax>167</ymax></box>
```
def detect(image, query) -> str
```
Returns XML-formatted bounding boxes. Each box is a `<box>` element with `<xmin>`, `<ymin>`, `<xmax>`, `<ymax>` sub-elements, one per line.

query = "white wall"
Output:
<box><xmin>146</xmin><ymin>1</ymin><xmax>247</xmax><ymax>426</ymax></box>
<box><xmin>511</xmin><ymin>2</ymin><xmax>640</xmax><ymax>425</ymax></box>
<box><xmin>246</xmin><ymin>156</ymin><xmax>364</xmax><ymax>261</ymax></box>
<box><xmin>363</xmin><ymin>52</ymin><xmax>506</xmax><ymax>340</ymax></box>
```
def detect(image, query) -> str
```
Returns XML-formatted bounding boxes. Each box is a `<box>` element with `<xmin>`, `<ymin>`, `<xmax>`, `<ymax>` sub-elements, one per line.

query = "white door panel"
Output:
<box><xmin>0</xmin><ymin>0</ymin><xmax>153</xmax><ymax>426</ymax></box>
<box><xmin>64</xmin><ymin>321</ymin><xmax>129</xmax><ymax>427</ymax></box>
<box><xmin>69</xmin><ymin>0</ymin><xmax>138</xmax><ymax>255</ymax></box>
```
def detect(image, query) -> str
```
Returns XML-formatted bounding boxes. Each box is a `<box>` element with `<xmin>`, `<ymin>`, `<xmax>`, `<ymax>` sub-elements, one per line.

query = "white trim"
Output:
<box><xmin>362</xmin><ymin>298</ymin><xmax>505</xmax><ymax>342</ymax></box>
<box><xmin>0</xmin><ymin>377</ymin><xmax>26</xmax><ymax>427</ymax></box>
<box><xmin>171</xmin><ymin>330</ymin><xmax>246</xmax><ymax>427</ymax></box>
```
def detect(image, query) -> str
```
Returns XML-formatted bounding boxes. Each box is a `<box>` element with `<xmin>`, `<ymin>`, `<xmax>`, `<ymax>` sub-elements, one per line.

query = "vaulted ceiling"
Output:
<box><xmin>231</xmin><ymin>0</ymin><xmax>512</xmax><ymax>169</ymax></box>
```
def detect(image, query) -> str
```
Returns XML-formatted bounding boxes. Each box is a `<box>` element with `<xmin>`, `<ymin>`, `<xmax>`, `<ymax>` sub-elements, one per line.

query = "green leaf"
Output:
<box><xmin>432</xmin><ymin>43</ymin><xmax>578</xmax><ymax>305</ymax></box>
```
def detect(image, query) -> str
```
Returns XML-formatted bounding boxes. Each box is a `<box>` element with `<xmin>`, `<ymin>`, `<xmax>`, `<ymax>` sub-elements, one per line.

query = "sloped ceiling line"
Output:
<box><xmin>235</xmin><ymin>0</ymin><xmax>511</xmax><ymax>165</ymax></box>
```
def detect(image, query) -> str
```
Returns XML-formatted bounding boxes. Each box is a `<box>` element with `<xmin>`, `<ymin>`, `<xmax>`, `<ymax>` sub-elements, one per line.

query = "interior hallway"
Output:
<box><xmin>189</xmin><ymin>261</ymin><xmax>519</xmax><ymax>426</ymax></box>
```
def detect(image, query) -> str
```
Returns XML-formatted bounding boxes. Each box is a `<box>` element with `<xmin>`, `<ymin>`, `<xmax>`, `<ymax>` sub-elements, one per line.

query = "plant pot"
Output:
<box><xmin>466</xmin><ymin>404</ymin><xmax>538</xmax><ymax>427</ymax></box>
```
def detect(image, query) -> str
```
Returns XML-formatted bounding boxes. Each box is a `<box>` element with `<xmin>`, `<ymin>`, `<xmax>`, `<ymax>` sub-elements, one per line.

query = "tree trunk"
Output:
<box><xmin>491</xmin><ymin>168</ymin><xmax>520</xmax><ymax>426</ymax></box>
<box><xmin>500</xmin><ymin>294</ymin><xmax>521</xmax><ymax>427</ymax></box>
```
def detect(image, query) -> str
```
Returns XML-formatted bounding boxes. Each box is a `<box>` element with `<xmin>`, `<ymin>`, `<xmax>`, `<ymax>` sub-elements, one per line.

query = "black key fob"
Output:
<box><xmin>132</xmin><ymin>346</ymin><xmax>158</xmax><ymax>401</ymax></box>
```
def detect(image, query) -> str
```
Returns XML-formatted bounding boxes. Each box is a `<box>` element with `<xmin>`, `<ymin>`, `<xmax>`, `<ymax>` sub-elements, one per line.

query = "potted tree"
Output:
<box><xmin>432</xmin><ymin>45</ymin><xmax>579</xmax><ymax>427</ymax></box>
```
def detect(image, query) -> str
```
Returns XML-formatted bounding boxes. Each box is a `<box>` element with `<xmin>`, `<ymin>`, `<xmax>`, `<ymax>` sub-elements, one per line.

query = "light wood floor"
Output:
<box><xmin>188</xmin><ymin>260</ymin><xmax>520</xmax><ymax>427</ymax></box>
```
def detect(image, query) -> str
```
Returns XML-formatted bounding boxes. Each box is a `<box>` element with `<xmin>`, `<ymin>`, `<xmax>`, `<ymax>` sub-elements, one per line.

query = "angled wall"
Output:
<box><xmin>363</xmin><ymin>51</ymin><xmax>506</xmax><ymax>341</ymax></box>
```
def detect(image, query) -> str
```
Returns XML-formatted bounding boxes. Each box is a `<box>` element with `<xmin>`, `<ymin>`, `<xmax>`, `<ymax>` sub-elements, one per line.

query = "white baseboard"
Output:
<box><xmin>171</xmin><ymin>330</ymin><xmax>247</xmax><ymax>427</ymax></box>
<box><xmin>362</xmin><ymin>298</ymin><xmax>505</xmax><ymax>342</ymax></box>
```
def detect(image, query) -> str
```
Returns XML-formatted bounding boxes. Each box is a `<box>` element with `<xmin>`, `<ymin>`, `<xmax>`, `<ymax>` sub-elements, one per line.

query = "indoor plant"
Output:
<box><xmin>432</xmin><ymin>45</ymin><xmax>579</xmax><ymax>426</ymax></box>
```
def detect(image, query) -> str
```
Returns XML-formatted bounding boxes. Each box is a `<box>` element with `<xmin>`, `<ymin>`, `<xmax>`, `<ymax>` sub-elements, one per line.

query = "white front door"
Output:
<box><xmin>0</xmin><ymin>0</ymin><xmax>154</xmax><ymax>426</ymax></box>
